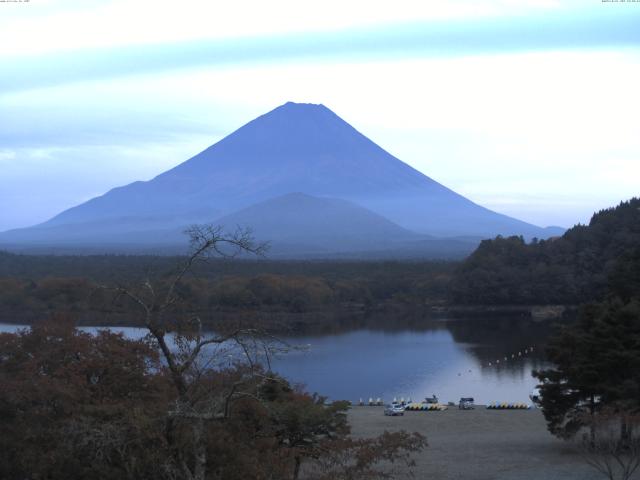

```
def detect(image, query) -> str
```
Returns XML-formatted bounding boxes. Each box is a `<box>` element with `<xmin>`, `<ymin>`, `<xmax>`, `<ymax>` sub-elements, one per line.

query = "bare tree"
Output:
<box><xmin>99</xmin><ymin>225</ymin><xmax>426</xmax><ymax>480</ymax></box>
<box><xmin>106</xmin><ymin>225</ymin><xmax>278</xmax><ymax>480</ymax></box>
<box><xmin>577</xmin><ymin>409</ymin><xmax>640</xmax><ymax>480</ymax></box>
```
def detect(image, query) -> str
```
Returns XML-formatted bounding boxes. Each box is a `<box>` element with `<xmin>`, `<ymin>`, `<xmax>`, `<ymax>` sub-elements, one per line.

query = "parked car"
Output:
<box><xmin>458</xmin><ymin>397</ymin><xmax>475</xmax><ymax>409</ymax></box>
<box><xmin>384</xmin><ymin>404</ymin><xmax>405</xmax><ymax>416</ymax></box>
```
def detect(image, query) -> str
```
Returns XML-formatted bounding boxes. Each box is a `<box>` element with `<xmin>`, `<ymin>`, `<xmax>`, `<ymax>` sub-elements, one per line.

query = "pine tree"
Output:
<box><xmin>534</xmin><ymin>298</ymin><xmax>640</xmax><ymax>439</ymax></box>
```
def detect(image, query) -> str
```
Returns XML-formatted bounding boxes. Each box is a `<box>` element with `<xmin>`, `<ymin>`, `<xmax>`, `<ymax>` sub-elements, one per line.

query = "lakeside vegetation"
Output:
<box><xmin>0</xmin><ymin>317</ymin><xmax>425</xmax><ymax>480</ymax></box>
<box><xmin>0</xmin><ymin>253</ymin><xmax>455</xmax><ymax>327</ymax></box>
<box><xmin>0</xmin><ymin>198</ymin><xmax>639</xmax><ymax>478</ymax></box>
<box><xmin>525</xmin><ymin>199</ymin><xmax>640</xmax><ymax>479</ymax></box>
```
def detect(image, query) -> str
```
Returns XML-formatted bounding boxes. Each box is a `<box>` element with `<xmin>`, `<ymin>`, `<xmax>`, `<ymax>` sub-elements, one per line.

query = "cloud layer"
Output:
<box><xmin>1</xmin><ymin>1</ymin><xmax>638</xmax><ymax>231</ymax></box>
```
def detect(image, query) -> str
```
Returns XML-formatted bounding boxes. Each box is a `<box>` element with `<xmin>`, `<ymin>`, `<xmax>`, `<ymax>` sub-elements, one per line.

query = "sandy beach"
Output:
<box><xmin>348</xmin><ymin>406</ymin><xmax>605</xmax><ymax>480</ymax></box>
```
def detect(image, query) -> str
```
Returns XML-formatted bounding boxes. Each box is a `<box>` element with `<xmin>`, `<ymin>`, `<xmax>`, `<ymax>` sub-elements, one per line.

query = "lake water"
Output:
<box><xmin>0</xmin><ymin>317</ymin><xmax>551</xmax><ymax>405</ymax></box>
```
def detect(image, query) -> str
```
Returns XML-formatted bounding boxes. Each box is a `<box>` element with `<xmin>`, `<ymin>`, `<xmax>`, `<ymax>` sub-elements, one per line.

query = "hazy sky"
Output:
<box><xmin>1</xmin><ymin>0</ymin><xmax>639</xmax><ymax>231</ymax></box>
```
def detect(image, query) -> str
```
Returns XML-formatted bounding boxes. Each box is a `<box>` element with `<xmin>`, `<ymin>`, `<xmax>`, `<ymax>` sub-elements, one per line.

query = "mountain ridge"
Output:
<box><xmin>0</xmin><ymin>101</ymin><xmax>564</xmax><ymax>256</ymax></box>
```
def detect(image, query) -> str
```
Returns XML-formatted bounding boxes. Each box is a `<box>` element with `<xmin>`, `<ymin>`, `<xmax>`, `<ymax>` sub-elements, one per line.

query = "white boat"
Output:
<box><xmin>529</xmin><ymin>388</ymin><xmax>541</xmax><ymax>405</ymax></box>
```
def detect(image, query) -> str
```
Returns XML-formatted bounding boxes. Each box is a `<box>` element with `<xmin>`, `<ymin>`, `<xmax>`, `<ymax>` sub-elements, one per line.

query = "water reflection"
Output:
<box><xmin>446</xmin><ymin>317</ymin><xmax>550</xmax><ymax>374</ymax></box>
<box><xmin>0</xmin><ymin>316</ymin><xmax>559</xmax><ymax>404</ymax></box>
<box><xmin>270</xmin><ymin>319</ymin><xmax>553</xmax><ymax>405</ymax></box>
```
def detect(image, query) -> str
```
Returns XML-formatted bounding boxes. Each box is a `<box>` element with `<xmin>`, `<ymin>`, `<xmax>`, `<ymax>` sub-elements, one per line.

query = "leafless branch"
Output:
<box><xmin>577</xmin><ymin>410</ymin><xmax>640</xmax><ymax>480</ymax></box>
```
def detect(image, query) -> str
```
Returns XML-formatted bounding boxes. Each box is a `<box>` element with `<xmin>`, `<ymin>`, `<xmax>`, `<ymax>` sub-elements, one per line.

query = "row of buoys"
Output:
<box><xmin>357</xmin><ymin>397</ymin><xmax>421</xmax><ymax>406</ymax></box>
<box><xmin>404</xmin><ymin>403</ymin><xmax>447</xmax><ymax>411</ymax></box>
<box><xmin>488</xmin><ymin>346</ymin><xmax>535</xmax><ymax>367</ymax></box>
<box><xmin>486</xmin><ymin>402</ymin><xmax>531</xmax><ymax>409</ymax></box>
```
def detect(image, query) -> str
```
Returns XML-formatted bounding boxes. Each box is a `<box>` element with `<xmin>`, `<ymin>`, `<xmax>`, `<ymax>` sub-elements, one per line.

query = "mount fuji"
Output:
<box><xmin>0</xmin><ymin>102</ymin><xmax>563</xmax><ymax>257</ymax></box>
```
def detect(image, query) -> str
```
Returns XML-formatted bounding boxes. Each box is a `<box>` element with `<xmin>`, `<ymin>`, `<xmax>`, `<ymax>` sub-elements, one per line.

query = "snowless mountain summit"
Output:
<box><xmin>0</xmin><ymin>102</ymin><xmax>563</xmax><ymax>255</ymax></box>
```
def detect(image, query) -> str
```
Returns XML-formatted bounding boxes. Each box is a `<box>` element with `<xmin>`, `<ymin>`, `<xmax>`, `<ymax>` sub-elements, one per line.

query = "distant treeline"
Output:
<box><xmin>0</xmin><ymin>254</ymin><xmax>455</xmax><ymax>326</ymax></box>
<box><xmin>2</xmin><ymin>198</ymin><xmax>638</xmax><ymax>323</ymax></box>
<box><xmin>0</xmin><ymin>252</ymin><xmax>455</xmax><ymax>285</ymax></box>
<box><xmin>451</xmin><ymin>198</ymin><xmax>640</xmax><ymax>305</ymax></box>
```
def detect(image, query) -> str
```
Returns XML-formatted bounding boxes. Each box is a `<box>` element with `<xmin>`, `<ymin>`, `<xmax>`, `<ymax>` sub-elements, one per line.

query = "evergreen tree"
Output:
<box><xmin>452</xmin><ymin>197</ymin><xmax>640</xmax><ymax>305</ymax></box>
<box><xmin>534</xmin><ymin>297</ymin><xmax>640</xmax><ymax>439</ymax></box>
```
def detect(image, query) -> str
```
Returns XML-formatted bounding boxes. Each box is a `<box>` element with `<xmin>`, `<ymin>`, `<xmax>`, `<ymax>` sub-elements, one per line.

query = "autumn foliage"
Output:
<box><xmin>0</xmin><ymin>317</ymin><xmax>425</xmax><ymax>479</ymax></box>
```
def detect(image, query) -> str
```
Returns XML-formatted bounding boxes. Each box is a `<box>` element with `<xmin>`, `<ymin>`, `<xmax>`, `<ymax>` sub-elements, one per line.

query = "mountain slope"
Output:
<box><xmin>215</xmin><ymin>193</ymin><xmax>420</xmax><ymax>254</ymax></box>
<box><xmin>0</xmin><ymin>101</ymin><xmax>562</xmax><ymax>254</ymax></box>
<box><xmin>213</xmin><ymin>192</ymin><xmax>478</xmax><ymax>258</ymax></box>
<box><xmin>0</xmin><ymin>193</ymin><xmax>479</xmax><ymax>258</ymax></box>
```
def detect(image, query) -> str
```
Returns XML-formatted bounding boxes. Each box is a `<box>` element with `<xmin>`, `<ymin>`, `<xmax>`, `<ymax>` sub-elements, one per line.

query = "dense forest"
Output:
<box><xmin>451</xmin><ymin>198</ymin><xmax>640</xmax><ymax>305</ymax></box>
<box><xmin>0</xmin><ymin>253</ymin><xmax>454</xmax><ymax>327</ymax></box>
<box><xmin>526</xmin><ymin>201</ymin><xmax>640</xmax><ymax>456</ymax></box>
<box><xmin>1</xmin><ymin>198</ymin><xmax>638</xmax><ymax>328</ymax></box>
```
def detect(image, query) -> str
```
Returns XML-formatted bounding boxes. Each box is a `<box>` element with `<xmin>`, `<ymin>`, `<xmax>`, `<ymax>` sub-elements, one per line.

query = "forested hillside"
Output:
<box><xmin>451</xmin><ymin>198</ymin><xmax>640</xmax><ymax>305</ymax></box>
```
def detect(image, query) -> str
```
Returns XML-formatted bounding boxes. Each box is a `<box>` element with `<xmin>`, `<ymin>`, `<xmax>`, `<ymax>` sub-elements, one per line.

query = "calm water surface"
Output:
<box><xmin>0</xmin><ymin>318</ymin><xmax>551</xmax><ymax>405</ymax></box>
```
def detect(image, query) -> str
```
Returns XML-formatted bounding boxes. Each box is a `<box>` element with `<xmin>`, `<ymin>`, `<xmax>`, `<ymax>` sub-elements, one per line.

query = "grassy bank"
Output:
<box><xmin>348</xmin><ymin>406</ymin><xmax>600</xmax><ymax>480</ymax></box>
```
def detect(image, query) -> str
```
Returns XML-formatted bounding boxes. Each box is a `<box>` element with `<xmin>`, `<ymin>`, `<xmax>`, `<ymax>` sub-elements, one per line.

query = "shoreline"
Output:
<box><xmin>0</xmin><ymin>302</ymin><xmax>574</xmax><ymax>329</ymax></box>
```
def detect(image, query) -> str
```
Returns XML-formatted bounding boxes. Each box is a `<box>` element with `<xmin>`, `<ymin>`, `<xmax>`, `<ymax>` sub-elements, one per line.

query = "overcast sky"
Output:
<box><xmin>1</xmin><ymin>0</ymin><xmax>639</xmax><ymax>231</ymax></box>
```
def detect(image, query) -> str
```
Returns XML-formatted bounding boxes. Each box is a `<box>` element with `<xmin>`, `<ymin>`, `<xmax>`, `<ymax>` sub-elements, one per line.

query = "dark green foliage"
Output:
<box><xmin>452</xmin><ymin>198</ymin><xmax>640</xmax><ymax>305</ymax></box>
<box><xmin>447</xmin><ymin>197</ymin><xmax>640</xmax><ymax>444</ymax></box>
<box><xmin>534</xmin><ymin>298</ymin><xmax>640</xmax><ymax>438</ymax></box>
<box><xmin>609</xmin><ymin>246</ymin><xmax>640</xmax><ymax>303</ymax></box>
<box><xmin>0</xmin><ymin>256</ymin><xmax>455</xmax><ymax>324</ymax></box>
<box><xmin>0</xmin><ymin>251</ymin><xmax>454</xmax><ymax>285</ymax></box>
